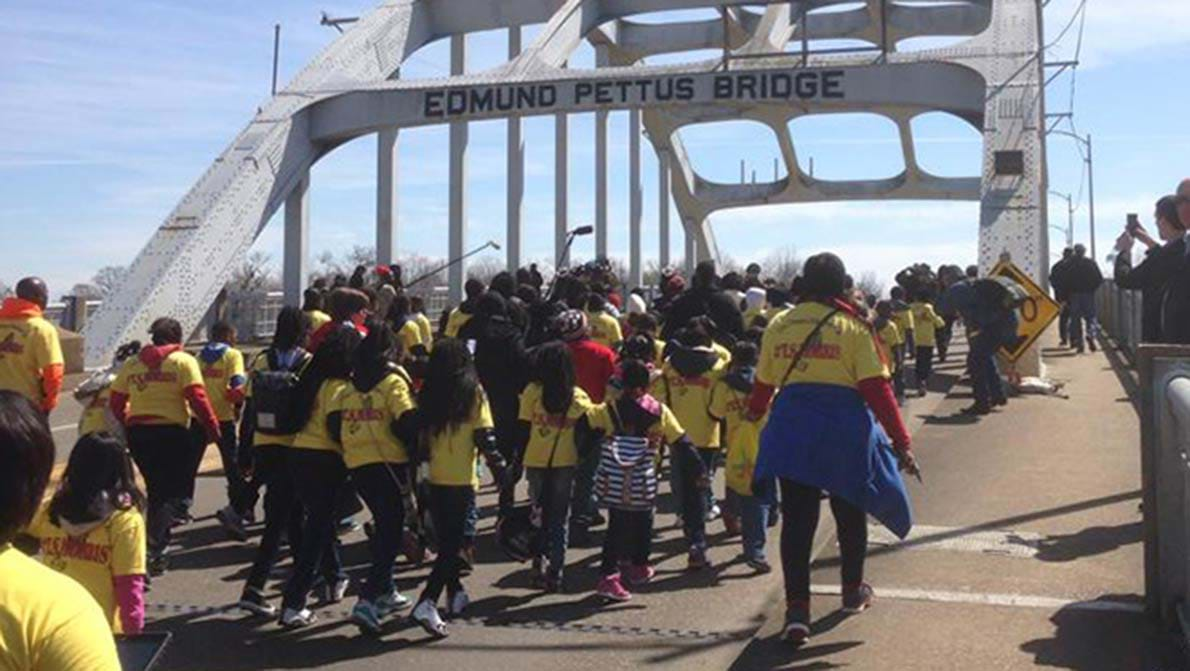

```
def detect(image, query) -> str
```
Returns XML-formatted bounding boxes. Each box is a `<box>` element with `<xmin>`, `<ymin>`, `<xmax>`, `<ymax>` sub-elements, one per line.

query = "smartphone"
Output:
<box><xmin>1127</xmin><ymin>213</ymin><xmax>1141</xmax><ymax>234</ymax></box>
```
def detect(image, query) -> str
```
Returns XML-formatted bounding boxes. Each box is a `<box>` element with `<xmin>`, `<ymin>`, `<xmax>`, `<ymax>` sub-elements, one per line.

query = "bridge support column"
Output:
<box><xmin>448</xmin><ymin>34</ymin><xmax>468</xmax><ymax>303</ymax></box>
<box><xmin>658</xmin><ymin>150</ymin><xmax>671</xmax><ymax>271</ymax></box>
<box><xmin>507</xmin><ymin>27</ymin><xmax>523</xmax><ymax>273</ymax></box>
<box><xmin>628</xmin><ymin>109</ymin><xmax>643</xmax><ymax>289</ymax></box>
<box><xmin>377</xmin><ymin>128</ymin><xmax>398</xmax><ymax>266</ymax></box>
<box><xmin>555</xmin><ymin>111</ymin><xmax>569</xmax><ymax>268</ymax></box>
<box><xmin>283</xmin><ymin>173</ymin><xmax>310</xmax><ymax>307</ymax></box>
<box><xmin>595</xmin><ymin>109</ymin><xmax>609</xmax><ymax>260</ymax></box>
<box><xmin>683</xmin><ymin>224</ymin><xmax>695</xmax><ymax>277</ymax></box>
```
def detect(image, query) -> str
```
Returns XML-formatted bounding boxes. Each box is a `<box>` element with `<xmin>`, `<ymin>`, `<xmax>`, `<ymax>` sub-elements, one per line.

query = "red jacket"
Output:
<box><xmin>566</xmin><ymin>338</ymin><xmax>616</xmax><ymax>403</ymax></box>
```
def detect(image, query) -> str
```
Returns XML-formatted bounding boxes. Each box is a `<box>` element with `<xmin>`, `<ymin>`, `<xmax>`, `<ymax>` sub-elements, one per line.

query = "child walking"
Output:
<box><xmin>910</xmin><ymin>291</ymin><xmax>945</xmax><ymax>395</ymax></box>
<box><xmin>22</xmin><ymin>433</ymin><xmax>147</xmax><ymax>634</ymax></box>
<box><xmin>874</xmin><ymin>301</ymin><xmax>905</xmax><ymax>404</ymax></box>
<box><xmin>708</xmin><ymin>341</ymin><xmax>772</xmax><ymax>573</ymax></box>
<box><xmin>588</xmin><ymin>359</ymin><xmax>693</xmax><ymax>601</ymax></box>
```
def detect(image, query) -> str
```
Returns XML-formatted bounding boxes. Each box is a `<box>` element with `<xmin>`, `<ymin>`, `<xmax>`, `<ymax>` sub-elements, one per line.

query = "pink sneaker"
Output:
<box><xmin>596</xmin><ymin>574</ymin><xmax>632</xmax><ymax>602</ymax></box>
<box><xmin>624</xmin><ymin>564</ymin><xmax>655</xmax><ymax>586</ymax></box>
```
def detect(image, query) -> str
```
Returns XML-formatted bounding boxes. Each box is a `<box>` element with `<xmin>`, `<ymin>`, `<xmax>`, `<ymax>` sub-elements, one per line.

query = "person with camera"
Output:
<box><xmin>1115</xmin><ymin>196</ymin><xmax>1186</xmax><ymax>343</ymax></box>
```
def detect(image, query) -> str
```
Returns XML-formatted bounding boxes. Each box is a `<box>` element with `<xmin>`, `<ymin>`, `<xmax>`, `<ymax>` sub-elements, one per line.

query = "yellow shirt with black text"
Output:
<box><xmin>518</xmin><ymin>384</ymin><xmax>595</xmax><ymax>468</ymax></box>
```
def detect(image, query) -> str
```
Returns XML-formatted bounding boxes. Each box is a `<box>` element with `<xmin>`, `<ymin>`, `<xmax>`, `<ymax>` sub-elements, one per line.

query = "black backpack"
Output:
<box><xmin>251</xmin><ymin>349</ymin><xmax>310</xmax><ymax>436</ymax></box>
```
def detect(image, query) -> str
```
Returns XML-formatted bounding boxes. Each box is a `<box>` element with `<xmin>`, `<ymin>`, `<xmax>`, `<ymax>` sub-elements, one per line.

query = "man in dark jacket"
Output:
<box><xmin>1114</xmin><ymin>195</ymin><xmax>1186</xmax><ymax>343</ymax></box>
<box><xmin>1063</xmin><ymin>244</ymin><xmax>1104</xmax><ymax>353</ymax></box>
<box><xmin>1049</xmin><ymin>247</ymin><xmax>1074</xmax><ymax>346</ymax></box>
<box><xmin>472</xmin><ymin>293</ymin><xmax>530</xmax><ymax>514</ymax></box>
<box><xmin>661</xmin><ymin>261</ymin><xmax>745</xmax><ymax>343</ymax></box>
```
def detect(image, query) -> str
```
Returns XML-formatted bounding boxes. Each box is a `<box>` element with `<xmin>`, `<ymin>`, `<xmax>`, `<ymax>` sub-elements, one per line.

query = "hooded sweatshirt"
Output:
<box><xmin>0</xmin><ymin>297</ymin><xmax>64</xmax><ymax>411</ymax></box>
<box><xmin>109</xmin><ymin>344</ymin><xmax>221</xmax><ymax>440</ymax></box>
<box><xmin>198</xmin><ymin>342</ymin><xmax>246</xmax><ymax>423</ymax></box>
<box><xmin>651</xmin><ymin>342</ymin><xmax>725</xmax><ymax>448</ymax></box>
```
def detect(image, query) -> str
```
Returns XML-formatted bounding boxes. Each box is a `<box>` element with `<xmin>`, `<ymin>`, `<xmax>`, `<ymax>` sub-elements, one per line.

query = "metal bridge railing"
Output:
<box><xmin>1138</xmin><ymin>347</ymin><xmax>1190</xmax><ymax>639</ymax></box>
<box><xmin>1096</xmin><ymin>280</ymin><xmax>1145</xmax><ymax>360</ymax></box>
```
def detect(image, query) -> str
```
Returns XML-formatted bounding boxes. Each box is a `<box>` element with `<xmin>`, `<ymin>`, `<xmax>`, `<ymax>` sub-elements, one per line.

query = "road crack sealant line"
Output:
<box><xmin>144</xmin><ymin>603</ymin><xmax>751</xmax><ymax>642</ymax></box>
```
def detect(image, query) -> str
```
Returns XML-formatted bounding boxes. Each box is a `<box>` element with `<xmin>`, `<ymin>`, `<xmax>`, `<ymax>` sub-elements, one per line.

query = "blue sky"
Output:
<box><xmin>1</xmin><ymin>0</ymin><xmax>1188</xmax><ymax>299</ymax></box>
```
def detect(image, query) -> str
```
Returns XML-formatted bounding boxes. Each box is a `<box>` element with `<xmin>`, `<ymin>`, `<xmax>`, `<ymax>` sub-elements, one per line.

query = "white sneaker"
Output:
<box><xmin>279</xmin><ymin>607</ymin><xmax>317</xmax><ymax>628</ymax></box>
<box><xmin>376</xmin><ymin>590</ymin><xmax>412</xmax><ymax>618</ymax></box>
<box><xmin>447</xmin><ymin>590</ymin><xmax>470</xmax><ymax>618</ymax></box>
<box><xmin>411</xmin><ymin>600</ymin><xmax>448</xmax><ymax>638</ymax></box>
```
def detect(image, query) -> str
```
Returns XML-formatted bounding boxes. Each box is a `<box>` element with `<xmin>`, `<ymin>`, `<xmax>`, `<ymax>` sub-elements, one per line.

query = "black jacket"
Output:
<box><xmin>661</xmin><ymin>286</ymin><xmax>745</xmax><ymax>342</ymax></box>
<box><xmin>1062</xmin><ymin>257</ymin><xmax>1103</xmax><ymax>294</ymax></box>
<box><xmin>473</xmin><ymin>315</ymin><xmax>530</xmax><ymax>443</ymax></box>
<box><xmin>1049</xmin><ymin>258</ymin><xmax>1072</xmax><ymax>302</ymax></box>
<box><xmin>1118</xmin><ymin>238</ymin><xmax>1190</xmax><ymax>344</ymax></box>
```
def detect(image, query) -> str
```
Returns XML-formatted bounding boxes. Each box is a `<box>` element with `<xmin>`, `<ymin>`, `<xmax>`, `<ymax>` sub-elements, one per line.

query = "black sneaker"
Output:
<box><xmin>148</xmin><ymin>553</ymin><xmax>169</xmax><ymax>577</ymax></box>
<box><xmin>782</xmin><ymin>601</ymin><xmax>810</xmax><ymax>646</ymax></box>
<box><xmin>238</xmin><ymin>588</ymin><xmax>278</xmax><ymax>617</ymax></box>
<box><xmin>960</xmin><ymin>403</ymin><xmax>991</xmax><ymax>416</ymax></box>
<box><xmin>842</xmin><ymin>583</ymin><xmax>875</xmax><ymax>613</ymax></box>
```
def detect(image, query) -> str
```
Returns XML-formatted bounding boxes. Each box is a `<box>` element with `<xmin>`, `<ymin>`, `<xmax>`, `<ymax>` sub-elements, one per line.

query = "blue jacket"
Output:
<box><xmin>755</xmin><ymin>383</ymin><xmax>913</xmax><ymax>538</ymax></box>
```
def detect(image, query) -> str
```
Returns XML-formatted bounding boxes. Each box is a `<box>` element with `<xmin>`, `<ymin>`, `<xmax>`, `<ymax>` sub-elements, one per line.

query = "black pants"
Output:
<box><xmin>779</xmin><ymin>479</ymin><xmax>867</xmax><ymax>604</ymax></box>
<box><xmin>351</xmin><ymin>462</ymin><xmax>408</xmax><ymax>601</ymax></box>
<box><xmin>915</xmin><ymin>345</ymin><xmax>935</xmax><ymax>387</ymax></box>
<box><xmin>600</xmin><ymin>509</ymin><xmax>653</xmax><ymax>575</ymax></box>
<box><xmin>183</xmin><ymin>423</ymin><xmax>210</xmax><ymax>506</ymax></box>
<box><xmin>937</xmin><ymin>318</ymin><xmax>955</xmax><ymax>362</ymax></box>
<box><xmin>128</xmin><ymin>424</ymin><xmax>192</xmax><ymax>556</ymax></box>
<box><xmin>243</xmin><ymin>444</ymin><xmax>304</xmax><ymax>594</ymax></box>
<box><xmin>1059</xmin><ymin>303</ymin><xmax>1071</xmax><ymax>343</ymax></box>
<box><xmin>282</xmin><ymin>449</ymin><xmax>347</xmax><ymax>611</ymax></box>
<box><xmin>420</xmin><ymin>485</ymin><xmax>474</xmax><ymax>604</ymax></box>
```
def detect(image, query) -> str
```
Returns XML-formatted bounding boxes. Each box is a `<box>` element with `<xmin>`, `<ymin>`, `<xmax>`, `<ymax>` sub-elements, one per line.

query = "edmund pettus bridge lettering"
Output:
<box><xmin>423</xmin><ymin>69</ymin><xmax>846</xmax><ymax>119</ymax></box>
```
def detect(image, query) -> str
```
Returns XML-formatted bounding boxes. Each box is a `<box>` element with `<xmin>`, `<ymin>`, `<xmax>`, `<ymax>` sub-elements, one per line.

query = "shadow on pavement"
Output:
<box><xmin>1034</xmin><ymin>521</ymin><xmax>1143</xmax><ymax>563</ymax></box>
<box><xmin>727</xmin><ymin>637</ymin><xmax>862</xmax><ymax>670</ymax></box>
<box><xmin>1019</xmin><ymin>596</ymin><xmax>1183</xmax><ymax>670</ymax></box>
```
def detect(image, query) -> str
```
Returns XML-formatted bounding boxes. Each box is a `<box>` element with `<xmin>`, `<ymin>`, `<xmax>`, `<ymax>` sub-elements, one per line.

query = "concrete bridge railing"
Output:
<box><xmin>1136</xmin><ymin>345</ymin><xmax>1190</xmax><ymax>644</ymax></box>
<box><xmin>1096</xmin><ymin>279</ymin><xmax>1145</xmax><ymax>361</ymax></box>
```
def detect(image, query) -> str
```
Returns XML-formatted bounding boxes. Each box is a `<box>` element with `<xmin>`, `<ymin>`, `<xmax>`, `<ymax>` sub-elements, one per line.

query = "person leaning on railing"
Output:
<box><xmin>1114</xmin><ymin>194</ymin><xmax>1188</xmax><ymax>344</ymax></box>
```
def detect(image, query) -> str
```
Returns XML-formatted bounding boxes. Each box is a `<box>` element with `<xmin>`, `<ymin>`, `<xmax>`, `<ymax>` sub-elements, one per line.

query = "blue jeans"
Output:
<box><xmin>967</xmin><ymin>330</ymin><xmax>1005</xmax><ymax>406</ymax></box>
<box><xmin>1069</xmin><ymin>292</ymin><xmax>1099</xmax><ymax>349</ymax></box>
<box><xmin>570</xmin><ymin>439</ymin><xmax>600</xmax><ymax>525</ymax></box>
<box><xmin>739</xmin><ymin>493</ymin><xmax>770</xmax><ymax>561</ymax></box>
<box><xmin>527</xmin><ymin>467</ymin><xmax>575</xmax><ymax>576</ymax></box>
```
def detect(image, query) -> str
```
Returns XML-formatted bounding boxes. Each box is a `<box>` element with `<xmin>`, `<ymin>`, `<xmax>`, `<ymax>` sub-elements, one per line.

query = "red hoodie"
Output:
<box><xmin>566</xmin><ymin>338</ymin><xmax>616</xmax><ymax>403</ymax></box>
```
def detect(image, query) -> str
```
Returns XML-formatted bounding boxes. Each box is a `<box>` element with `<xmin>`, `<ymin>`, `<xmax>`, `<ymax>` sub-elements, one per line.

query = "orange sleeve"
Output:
<box><xmin>41</xmin><ymin>363</ymin><xmax>65</xmax><ymax>412</ymax></box>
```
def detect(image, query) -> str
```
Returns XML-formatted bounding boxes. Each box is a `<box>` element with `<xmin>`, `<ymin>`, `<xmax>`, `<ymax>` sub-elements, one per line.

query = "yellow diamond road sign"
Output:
<box><xmin>990</xmin><ymin>261</ymin><xmax>1061</xmax><ymax>362</ymax></box>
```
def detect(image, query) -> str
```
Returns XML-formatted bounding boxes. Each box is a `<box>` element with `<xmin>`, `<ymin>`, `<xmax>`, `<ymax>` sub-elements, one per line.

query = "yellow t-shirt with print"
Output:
<box><xmin>200</xmin><ymin>347</ymin><xmax>245</xmax><ymax>423</ymax></box>
<box><xmin>305</xmin><ymin>309</ymin><xmax>331</xmax><ymax>333</ymax></box>
<box><xmin>395</xmin><ymin>320</ymin><xmax>423</xmax><ymax>355</ymax></box>
<box><xmin>414</xmin><ymin>313</ymin><xmax>434</xmax><ymax>352</ymax></box>
<box><xmin>892</xmin><ymin>306</ymin><xmax>915</xmax><ymax>339</ymax></box>
<box><xmin>650</xmin><ymin>358</ymin><xmax>726</xmax><ymax>450</ymax></box>
<box><xmin>910</xmin><ymin>302</ymin><xmax>945</xmax><ymax>347</ymax></box>
<box><xmin>518</xmin><ymin>384</ymin><xmax>595</xmax><ymax>468</ymax></box>
<box><xmin>110</xmin><ymin>350</ymin><xmax>203</xmax><ymax>427</ymax></box>
<box><xmin>332</xmin><ymin>371</ymin><xmax>416</xmax><ymax>470</ymax></box>
<box><xmin>0</xmin><ymin>544</ymin><xmax>121</xmax><ymax>671</ymax></box>
<box><xmin>877</xmin><ymin>321</ymin><xmax>902</xmax><ymax>372</ymax></box>
<box><xmin>586</xmin><ymin>402</ymin><xmax>685</xmax><ymax>446</ymax></box>
<box><xmin>586</xmin><ymin>311</ymin><xmax>623</xmax><ymax>350</ymax></box>
<box><xmin>244</xmin><ymin>350</ymin><xmax>310</xmax><ymax>448</ymax></box>
<box><xmin>709</xmin><ymin>378</ymin><xmax>766</xmax><ymax>496</ymax></box>
<box><xmin>291</xmin><ymin>379</ymin><xmax>349</xmax><ymax>453</ymax></box>
<box><xmin>757</xmin><ymin>302</ymin><xmax>889</xmax><ymax>391</ymax></box>
<box><xmin>25</xmin><ymin>505</ymin><xmax>146</xmax><ymax>634</ymax></box>
<box><xmin>0</xmin><ymin>313</ymin><xmax>63</xmax><ymax>408</ymax></box>
<box><xmin>444</xmin><ymin>308</ymin><xmax>472</xmax><ymax>339</ymax></box>
<box><xmin>427</xmin><ymin>393</ymin><xmax>495</xmax><ymax>488</ymax></box>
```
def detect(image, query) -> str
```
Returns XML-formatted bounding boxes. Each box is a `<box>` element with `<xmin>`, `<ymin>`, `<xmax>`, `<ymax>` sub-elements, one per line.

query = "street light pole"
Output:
<box><xmin>1049</xmin><ymin>190</ymin><xmax>1074</xmax><ymax>248</ymax></box>
<box><xmin>1086</xmin><ymin>133</ymin><xmax>1097</xmax><ymax>262</ymax></box>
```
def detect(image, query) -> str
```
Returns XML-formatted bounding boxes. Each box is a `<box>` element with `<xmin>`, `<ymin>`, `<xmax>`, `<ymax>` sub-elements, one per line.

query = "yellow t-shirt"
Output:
<box><xmin>764</xmin><ymin>306</ymin><xmax>790</xmax><ymax>323</ymax></box>
<box><xmin>910</xmin><ymin>302</ymin><xmax>945</xmax><ymax>347</ymax></box>
<box><xmin>518</xmin><ymin>384</ymin><xmax>595</xmax><ymax>468</ymax></box>
<box><xmin>244</xmin><ymin>350</ymin><xmax>310</xmax><ymax>448</ymax></box>
<box><xmin>892</xmin><ymin>306</ymin><xmax>915</xmax><ymax>339</ymax></box>
<box><xmin>708</xmin><ymin>378</ymin><xmax>766</xmax><ymax>496</ymax></box>
<box><xmin>78</xmin><ymin>389</ymin><xmax>112</xmax><ymax>438</ymax></box>
<box><xmin>650</xmin><ymin>358</ymin><xmax>726</xmax><ymax>449</ymax></box>
<box><xmin>199</xmin><ymin>347</ymin><xmax>245</xmax><ymax>423</ymax></box>
<box><xmin>586</xmin><ymin>402</ymin><xmax>685</xmax><ymax>445</ymax></box>
<box><xmin>395</xmin><ymin>320</ymin><xmax>423</xmax><ymax>355</ymax></box>
<box><xmin>291</xmin><ymin>379</ymin><xmax>349</xmax><ymax>453</ymax></box>
<box><xmin>586</xmin><ymin>311</ymin><xmax>623</xmax><ymax>350</ymax></box>
<box><xmin>25</xmin><ymin>505</ymin><xmax>146</xmax><ymax>634</ymax></box>
<box><xmin>877</xmin><ymin>321</ymin><xmax>902</xmax><ymax>372</ymax></box>
<box><xmin>757</xmin><ymin>302</ymin><xmax>889</xmax><ymax>390</ymax></box>
<box><xmin>743</xmin><ymin>306</ymin><xmax>766</xmax><ymax>328</ymax></box>
<box><xmin>0</xmin><ymin>313</ymin><xmax>64</xmax><ymax>408</ymax></box>
<box><xmin>427</xmin><ymin>393</ymin><xmax>495</xmax><ymax>488</ymax></box>
<box><xmin>110</xmin><ymin>350</ymin><xmax>204</xmax><ymax>427</ymax></box>
<box><xmin>444</xmin><ymin>308</ymin><xmax>472</xmax><ymax>339</ymax></box>
<box><xmin>305</xmin><ymin>309</ymin><xmax>331</xmax><ymax>333</ymax></box>
<box><xmin>0</xmin><ymin>544</ymin><xmax>121</xmax><ymax>671</ymax></box>
<box><xmin>414</xmin><ymin>313</ymin><xmax>434</xmax><ymax>352</ymax></box>
<box><xmin>651</xmin><ymin>339</ymin><xmax>667</xmax><ymax>368</ymax></box>
<box><xmin>332</xmin><ymin>371</ymin><xmax>416</xmax><ymax>470</ymax></box>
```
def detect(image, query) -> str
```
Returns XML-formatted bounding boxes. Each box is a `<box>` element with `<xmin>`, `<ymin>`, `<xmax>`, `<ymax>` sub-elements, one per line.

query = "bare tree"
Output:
<box><xmin>0</xmin><ymin>279</ymin><xmax>10</xmax><ymax>298</ymax></box>
<box><xmin>70</xmin><ymin>283</ymin><xmax>104</xmax><ymax>299</ymax></box>
<box><xmin>345</xmin><ymin>245</ymin><xmax>376</xmax><ymax>270</ymax></box>
<box><xmin>92</xmin><ymin>265</ymin><xmax>129</xmax><ymax>298</ymax></box>
<box><xmin>856</xmin><ymin>272</ymin><xmax>885</xmax><ymax>300</ymax></box>
<box><xmin>466</xmin><ymin>255</ymin><xmax>505</xmax><ymax>286</ymax></box>
<box><xmin>399</xmin><ymin>254</ymin><xmax>447</xmax><ymax>290</ymax></box>
<box><xmin>762</xmin><ymin>246</ymin><xmax>802</xmax><ymax>286</ymax></box>
<box><xmin>228</xmin><ymin>252</ymin><xmax>277</xmax><ymax>292</ymax></box>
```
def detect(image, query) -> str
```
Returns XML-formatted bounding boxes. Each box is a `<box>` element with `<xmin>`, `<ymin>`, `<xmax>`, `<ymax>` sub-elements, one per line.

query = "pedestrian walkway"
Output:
<box><xmin>135</xmin><ymin>340</ymin><xmax>1179</xmax><ymax>670</ymax></box>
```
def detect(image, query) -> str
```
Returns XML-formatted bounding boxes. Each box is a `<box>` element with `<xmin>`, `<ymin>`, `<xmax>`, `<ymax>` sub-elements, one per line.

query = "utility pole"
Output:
<box><xmin>1086</xmin><ymin>133</ymin><xmax>1097</xmax><ymax>262</ymax></box>
<box><xmin>271</xmin><ymin>24</ymin><xmax>281</xmax><ymax>96</ymax></box>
